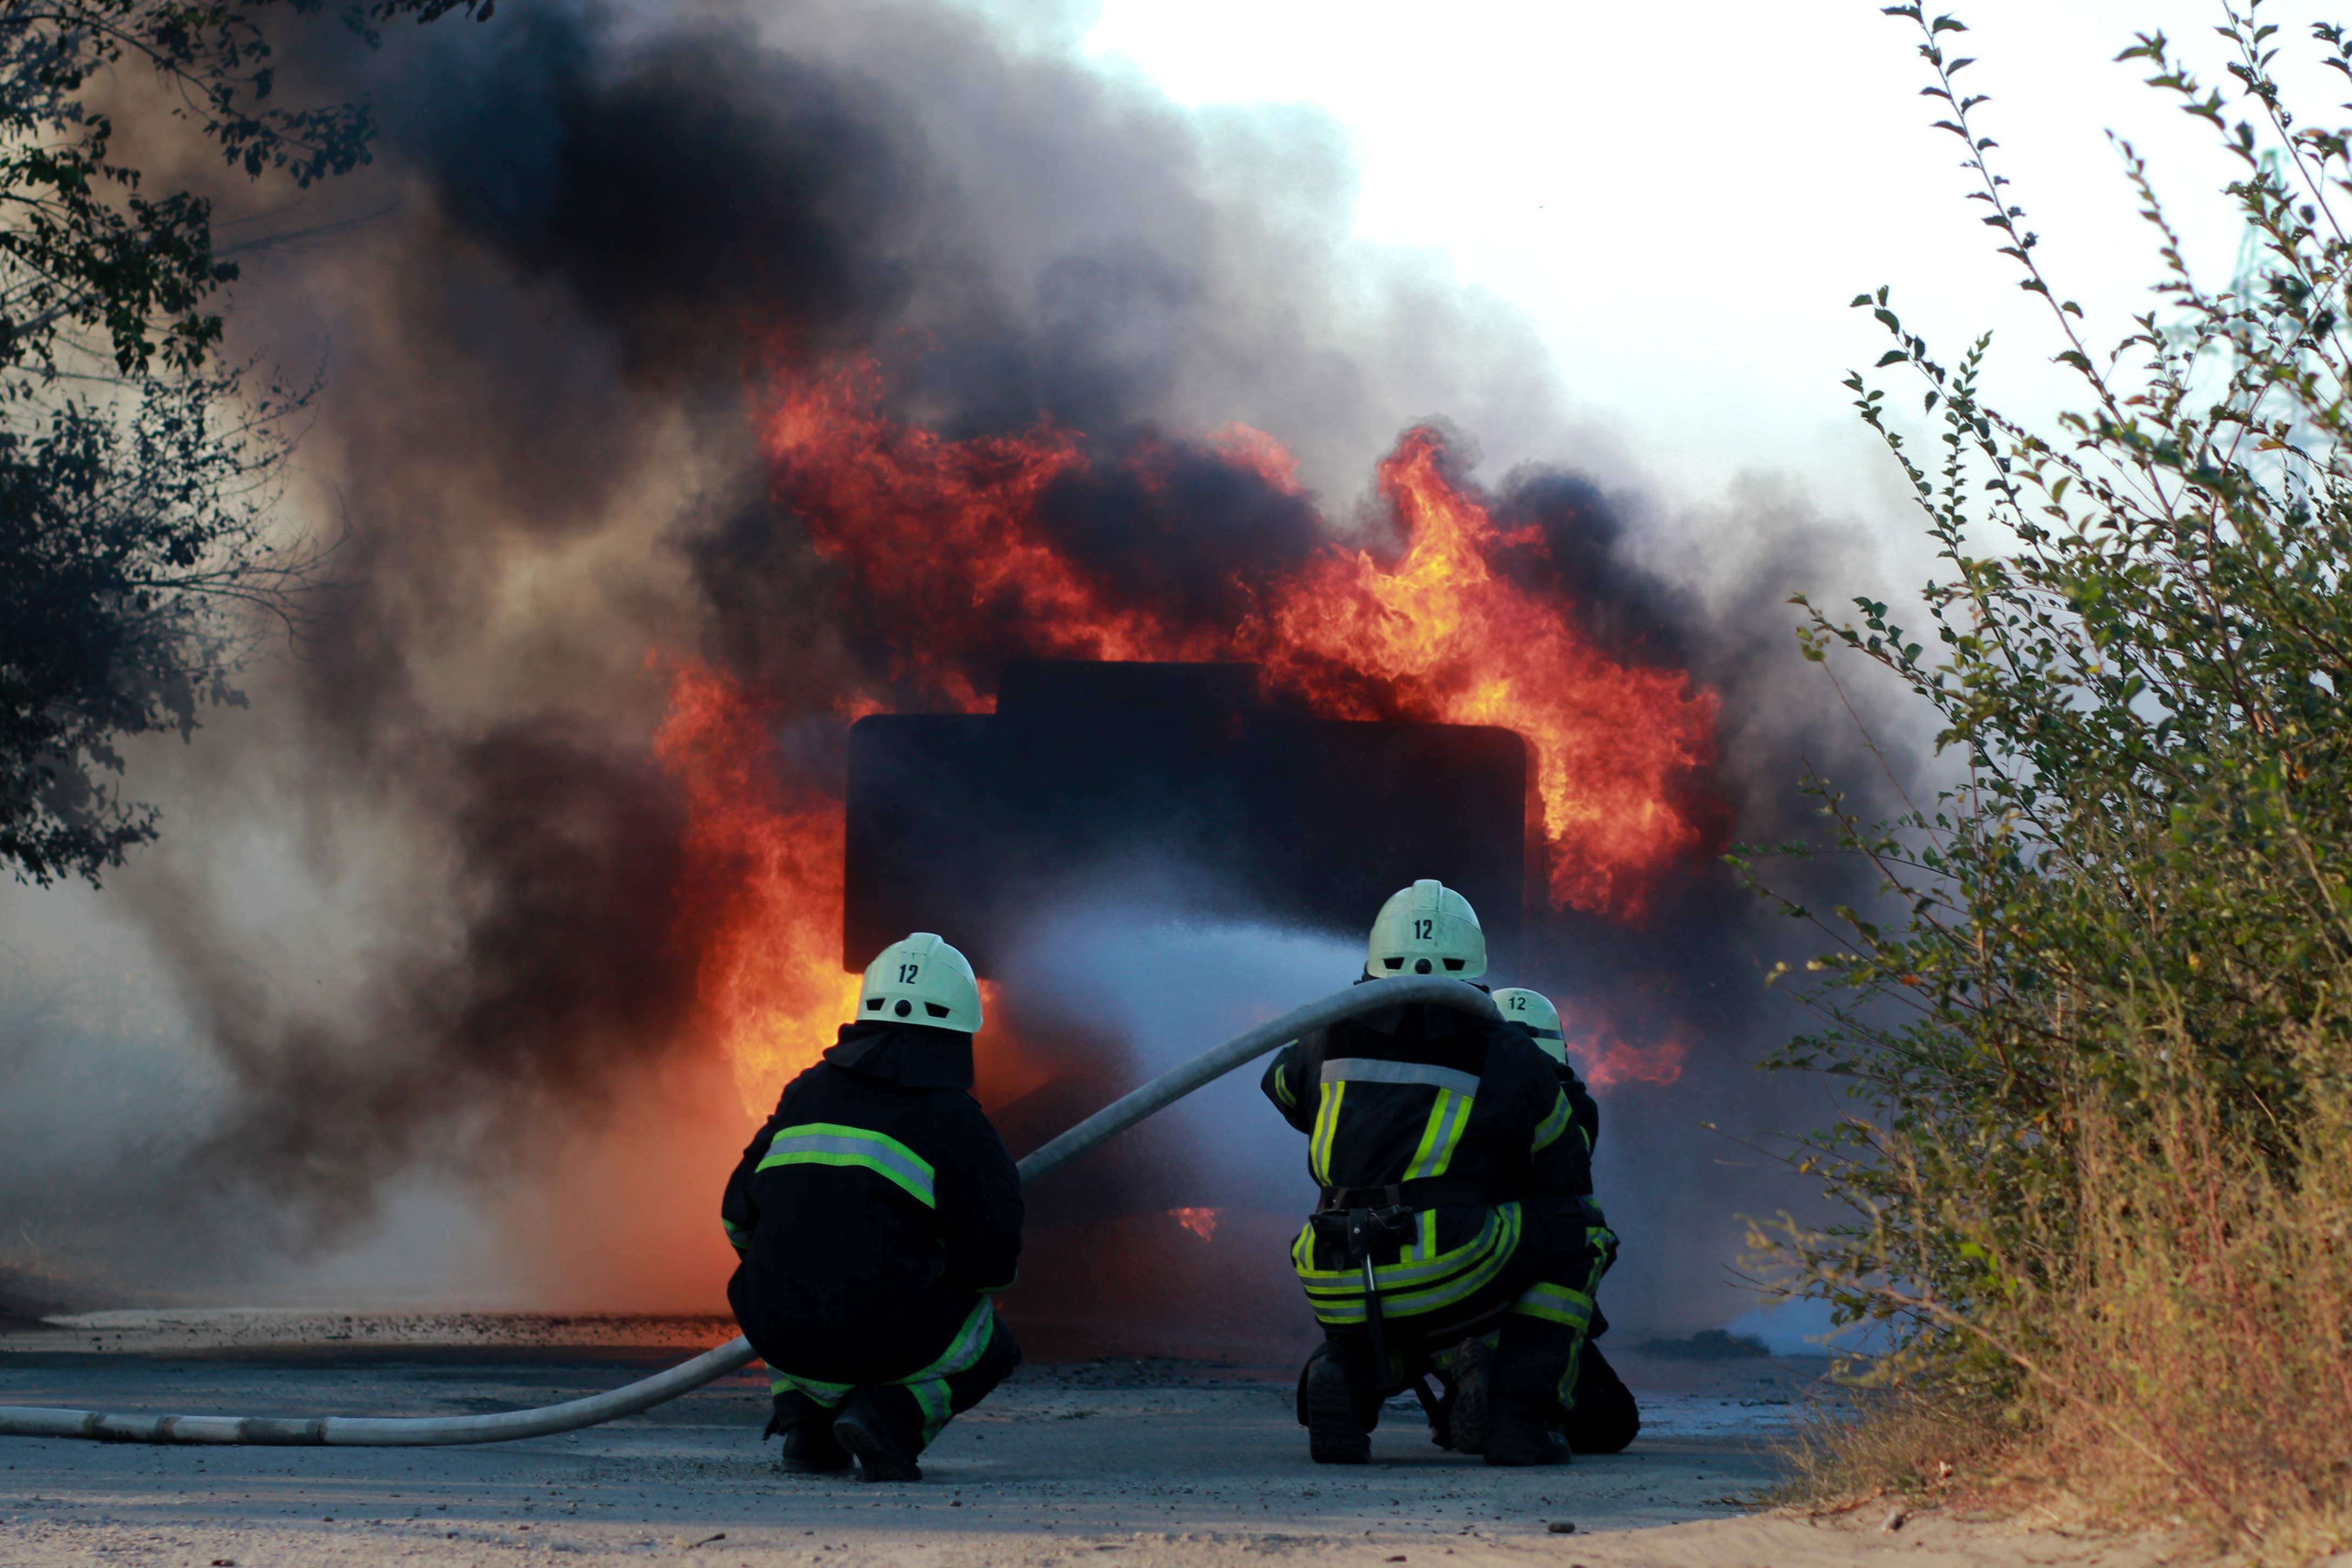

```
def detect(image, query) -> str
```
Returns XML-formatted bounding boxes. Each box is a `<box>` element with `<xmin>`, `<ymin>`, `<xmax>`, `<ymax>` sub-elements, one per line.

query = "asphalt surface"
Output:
<box><xmin>0</xmin><ymin>1315</ymin><xmax>1815</xmax><ymax>1566</ymax></box>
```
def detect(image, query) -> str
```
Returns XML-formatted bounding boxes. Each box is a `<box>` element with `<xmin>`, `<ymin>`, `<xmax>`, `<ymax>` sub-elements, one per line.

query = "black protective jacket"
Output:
<box><xmin>722</xmin><ymin>1022</ymin><xmax>1022</xmax><ymax>1385</ymax></box>
<box><xmin>1260</xmin><ymin>994</ymin><xmax>1590</xmax><ymax>1323</ymax></box>
<box><xmin>1530</xmin><ymin>1042</ymin><xmax>1601</xmax><ymax>1167</ymax></box>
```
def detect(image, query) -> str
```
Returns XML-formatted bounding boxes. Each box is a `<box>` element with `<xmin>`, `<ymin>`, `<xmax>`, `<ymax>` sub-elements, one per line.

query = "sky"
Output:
<box><xmin>1075</xmin><ymin>0</ymin><xmax>2312</xmax><ymax>516</ymax></box>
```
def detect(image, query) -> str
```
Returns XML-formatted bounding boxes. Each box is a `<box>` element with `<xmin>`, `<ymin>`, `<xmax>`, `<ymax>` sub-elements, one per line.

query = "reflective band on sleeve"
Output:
<box><xmin>1309</xmin><ymin>1080</ymin><xmax>1345</xmax><ymax>1185</ymax></box>
<box><xmin>1273</xmin><ymin>1066</ymin><xmax>1297</xmax><ymax>1109</ymax></box>
<box><xmin>758</xmin><ymin>1123</ymin><xmax>937</xmax><ymax>1207</ymax></box>
<box><xmin>1321</xmin><ymin>1058</ymin><xmax>1481</xmax><ymax>1097</ymax></box>
<box><xmin>1532</xmin><ymin>1091</ymin><xmax>1574</xmax><ymax>1153</ymax></box>
<box><xmin>722</xmin><ymin>1219</ymin><xmax>751</xmax><ymax>1251</ymax></box>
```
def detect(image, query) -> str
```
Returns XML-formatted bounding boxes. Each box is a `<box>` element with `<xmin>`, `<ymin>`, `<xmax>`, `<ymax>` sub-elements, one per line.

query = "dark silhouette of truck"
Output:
<box><xmin>845</xmin><ymin>660</ymin><xmax>1529</xmax><ymax>972</ymax></box>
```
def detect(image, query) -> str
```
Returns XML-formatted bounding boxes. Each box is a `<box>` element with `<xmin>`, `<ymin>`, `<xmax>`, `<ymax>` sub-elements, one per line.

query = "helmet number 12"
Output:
<box><xmin>1413</xmin><ymin>919</ymin><xmax>1434</xmax><ymax>940</ymax></box>
<box><xmin>1508</xmin><ymin>994</ymin><xmax>1527</xmax><ymax>1011</ymax></box>
<box><xmin>898</xmin><ymin>964</ymin><xmax>920</xmax><ymax>983</ymax></box>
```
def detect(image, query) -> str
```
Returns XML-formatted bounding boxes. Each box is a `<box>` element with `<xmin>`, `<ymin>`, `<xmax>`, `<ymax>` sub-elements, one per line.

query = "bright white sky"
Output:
<box><xmin>1078</xmin><ymin>1</ymin><xmax>2328</xmax><ymax>515</ymax></box>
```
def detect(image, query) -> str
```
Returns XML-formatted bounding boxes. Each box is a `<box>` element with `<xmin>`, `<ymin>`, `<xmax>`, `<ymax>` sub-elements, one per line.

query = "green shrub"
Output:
<box><xmin>1743</xmin><ymin>3</ymin><xmax>2352</xmax><ymax>1548</ymax></box>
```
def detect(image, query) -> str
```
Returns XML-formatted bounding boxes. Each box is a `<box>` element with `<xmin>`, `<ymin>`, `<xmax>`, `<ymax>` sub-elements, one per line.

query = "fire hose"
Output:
<box><xmin>0</xmin><ymin>973</ymin><xmax>1496</xmax><ymax>1446</ymax></box>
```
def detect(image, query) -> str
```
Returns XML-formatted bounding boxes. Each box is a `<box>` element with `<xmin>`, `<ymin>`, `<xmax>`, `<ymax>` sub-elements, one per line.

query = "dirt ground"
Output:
<box><xmin>0</xmin><ymin>1313</ymin><xmax>2205</xmax><ymax>1568</ymax></box>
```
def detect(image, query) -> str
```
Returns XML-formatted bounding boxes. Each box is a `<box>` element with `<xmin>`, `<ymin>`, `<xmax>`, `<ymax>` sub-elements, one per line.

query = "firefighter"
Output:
<box><xmin>1491</xmin><ymin>986</ymin><xmax>1640</xmax><ymax>1456</ymax></box>
<box><xmin>1260</xmin><ymin>880</ymin><xmax>1605</xmax><ymax>1466</ymax></box>
<box><xmin>721</xmin><ymin>932</ymin><xmax>1023</xmax><ymax>1483</ymax></box>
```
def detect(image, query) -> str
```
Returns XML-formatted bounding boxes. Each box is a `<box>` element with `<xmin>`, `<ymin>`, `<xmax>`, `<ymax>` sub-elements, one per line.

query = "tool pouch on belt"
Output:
<box><xmin>1317</xmin><ymin>1177</ymin><xmax>1490</xmax><ymax>1216</ymax></box>
<box><xmin>1308</xmin><ymin>1178</ymin><xmax>1494</xmax><ymax>1390</ymax></box>
<box><xmin>1309</xmin><ymin>1177</ymin><xmax>1494</xmax><ymax>1260</ymax></box>
<box><xmin>1307</xmin><ymin>1202</ymin><xmax>1417</xmax><ymax>1258</ymax></box>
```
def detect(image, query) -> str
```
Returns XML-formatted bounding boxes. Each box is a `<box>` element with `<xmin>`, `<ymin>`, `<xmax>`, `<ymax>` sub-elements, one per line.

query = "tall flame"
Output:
<box><xmin>758</xmin><ymin>357</ymin><xmax>1718</xmax><ymax>913</ymax></box>
<box><xmin>653</xmin><ymin>655</ymin><xmax>862</xmax><ymax>1111</ymax></box>
<box><xmin>665</xmin><ymin>357</ymin><xmax>1717</xmax><ymax>1107</ymax></box>
<box><xmin>1257</xmin><ymin>430</ymin><xmax>1716</xmax><ymax>913</ymax></box>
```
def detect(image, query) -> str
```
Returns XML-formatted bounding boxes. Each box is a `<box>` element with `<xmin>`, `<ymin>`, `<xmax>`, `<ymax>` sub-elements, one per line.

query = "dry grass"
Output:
<box><xmin>1778</xmin><ymin>1059</ymin><xmax>2352</xmax><ymax>1562</ymax></box>
<box><xmin>2015</xmin><ymin>1071</ymin><xmax>2352</xmax><ymax>1556</ymax></box>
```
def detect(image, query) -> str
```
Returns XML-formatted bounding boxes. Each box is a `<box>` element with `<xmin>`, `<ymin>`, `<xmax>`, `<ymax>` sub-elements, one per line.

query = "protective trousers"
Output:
<box><xmin>1488</xmin><ymin>1203</ymin><xmax>1619</xmax><ymax>1437</ymax></box>
<box><xmin>766</xmin><ymin>1300</ymin><xmax>1021</xmax><ymax>1453</ymax></box>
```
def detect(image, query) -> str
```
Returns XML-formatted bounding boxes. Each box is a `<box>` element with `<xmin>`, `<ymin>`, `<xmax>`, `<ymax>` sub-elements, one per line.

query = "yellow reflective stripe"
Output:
<box><xmin>1273</xmin><ymin>1063</ymin><xmax>1297</xmax><ymax>1109</ymax></box>
<box><xmin>1295</xmin><ymin>1206</ymin><xmax>1511</xmax><ymax>1291</ymax></box>
<box><xmin>1309</xmin><ymin>1080</ymin><xmax>1346</xmax><ymax>1185</ymax></box>
<box><xmin>722</xmin><ymin>1218</ymin><xmax>752</xmax><ymax>1250</ymax></box>
<box><xmin>759</xmin><ymin>1123</ymin><xmax>936</xmax><ymax>1207</ymax></box>
<box><xmin>1509</xmin><ymin>1281</ymin><xmax>1595</xmax><ymax>1327</ymax></box>
<box><xmin>1532</xmin><ymin>1090</ymin><xmax>1573</xmax><ymax>1153</ymax></box>
<box><xmin>1402</xmin><ymin>1087</ymin><xmax>1473</xmax><ymax>1179</ymax></box>
<box><xmin>772</xmin><ymin>1299</ymin><xmax>1000</xmax><ymax>1432</ymax></box>
<box><xmin>1301</xmin><ymin>1206</ymin><xmax>1525</xmax><ymax>1325</ymax></box>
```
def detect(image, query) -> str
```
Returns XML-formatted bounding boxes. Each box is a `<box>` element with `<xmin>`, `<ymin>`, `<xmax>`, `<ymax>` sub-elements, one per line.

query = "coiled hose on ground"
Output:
<box><xmin>0</xmin><ymin>973</ymin><xmax>1496</xmax><ymax>1446</ymax></box>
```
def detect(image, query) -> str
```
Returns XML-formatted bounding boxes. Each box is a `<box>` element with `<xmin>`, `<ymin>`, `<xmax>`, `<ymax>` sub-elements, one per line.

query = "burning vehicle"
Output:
<box><xmin>643</xmin><ymin>364</ymin><xmax>1725</xmax><ymax>1356</ymax></box>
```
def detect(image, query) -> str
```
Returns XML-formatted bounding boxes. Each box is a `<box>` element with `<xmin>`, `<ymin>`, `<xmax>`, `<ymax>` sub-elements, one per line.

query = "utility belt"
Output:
<box><xmin>1307</xmin><ymin>1177</ymin><xmax>1497</xmax><ymax>1394</ymax></box>
<box><xmin>1314</xmin><ymin>1177</ymin><xmax>1491</xmax><ymax>1216</ymax></box>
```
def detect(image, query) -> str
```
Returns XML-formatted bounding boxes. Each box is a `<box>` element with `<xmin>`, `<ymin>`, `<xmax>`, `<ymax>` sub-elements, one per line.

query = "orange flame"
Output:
<box><xmin>653</xmin><ymin>655</ymin><xmax>861</xmax><ymax>1112</ymax></box>
<box><xmin>667</xmin><ymin>358</ymin><xmax>1721</xmax><ymax>1102</ymax></box>
<box><xmin>756</xmin><ymin>357</ymin><xmax>1719</xmax><ymax>916</ymax></box>
<box><xmin>1576</xmin><ymin>1035</ymin><xmax>1689</xmax><ymax>1091</ymax></box>
<box><xmin>1168</xmin><ymin>1207</ymin><xmax>1221</xmax><ymax>1243</ymax></box>
<box><xmin>1257</xmin><ymin>432</ymin><xmax>1716</xmax><ymax>913</ymax></box>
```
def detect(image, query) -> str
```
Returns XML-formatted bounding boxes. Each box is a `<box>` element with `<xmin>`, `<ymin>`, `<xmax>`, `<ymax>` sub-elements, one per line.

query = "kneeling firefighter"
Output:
<box><xmin>1260</xmin><ymin>880</ymin><xmax>1606</xmax><ymax>1466</ymax></box>
<box><xmin>721</xmin><ymin>933</ymin><xmax>1023</xmax><ymax>1483</ymax></box>
<box><xmin>1491</xmin><ymin>986</ymin><xmax>1639</xmax><ymax>1456</ymax></box>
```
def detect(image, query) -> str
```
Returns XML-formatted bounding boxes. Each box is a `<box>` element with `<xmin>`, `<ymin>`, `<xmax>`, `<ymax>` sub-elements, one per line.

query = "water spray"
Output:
<box><xmin>0</xmin><ymin>974</ymin><xmax>1495</xmax><ymax>1446</ymax></box>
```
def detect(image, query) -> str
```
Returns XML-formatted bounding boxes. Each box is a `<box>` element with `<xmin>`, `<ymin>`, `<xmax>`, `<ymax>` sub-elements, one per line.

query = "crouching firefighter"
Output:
<box><xmin>1261</xmin><ymin>880</ymin><xmax>1607</xmax><ymax>1466</ymax></box>
<box><xmin>1491</xmin><ymin>986</ymin><xmax>1638</xmax><ymax>1457</ymax></box>
<box><xmin>721</xmin><ymin>933</ymin><xmax>1023</xmax><ymax>1482</ymax></box>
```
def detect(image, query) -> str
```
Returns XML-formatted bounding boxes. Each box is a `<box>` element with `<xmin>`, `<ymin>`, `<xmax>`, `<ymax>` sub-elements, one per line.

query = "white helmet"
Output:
<box><xmin>1366</xmin><ymin>879</ymin><xmax>1487</xmax><ymax>980</ymax></box>
<box><xmin>856</xmin><ymin>932</ymin><xmax>983</xmax><ymax>1032</ymax></box>
<box><xmin>1493</xmin><ymin>987</ymin><xmax>1567</xmax><ymax>1064</ymax></box>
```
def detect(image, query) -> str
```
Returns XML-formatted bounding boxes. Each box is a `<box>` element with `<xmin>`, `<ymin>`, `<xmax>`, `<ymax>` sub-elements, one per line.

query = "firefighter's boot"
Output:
<box><xmin>1483</xmin><ymin>1328</ymin><xmax>1571</xmax><ymax>1467</ymax></box>
<box><xmin>766</xmin><ymin>1391</ymin><xmax>851</xmax><ymax>1474</ymax></box>
<box><xmin>1440</xmin><ymin>1337</ymin><xmax>1493</xmax><ymax>1454</ymax></box>
<box><xmin>1300</xmin><ymin>1340</ymin><xmax>1372</xmax><ymax>1465</ymax></box>
<box><xmin>833</xmin><ymin>1389</ymin><xmax>925</xmax><ymax>1483</ymax></box>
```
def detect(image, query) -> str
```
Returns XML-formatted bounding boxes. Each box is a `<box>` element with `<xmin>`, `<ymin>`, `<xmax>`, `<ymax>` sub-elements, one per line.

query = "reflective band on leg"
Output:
<box><xmin>769</xmin><ymin>1373</ymin><xmax>854</xmax><ymax>1407</ymax></box>
<box><xmin>1555</xmin><ymin>1342</ymin><xmax>1586</xmax><ymax>1413</ymax></box>
<box><xmin>1508</xmin><ymin>1282</ymin><xmax>1595</xmax><ymax>1329</ymax></box>
<box><xmin>901</xmin><ymin>1300</ymin><xmax>998</xmax><ymax>1385</ymax></box>
<box><xmin>905</xmin><ymin>1378</ymin><xmax>951</xmax><ymax>1447</ymax></box>
<box><xmin>767</xmin><ymin>1302</ymin><xmax>997</xmax><ymax>1427</ymax></box>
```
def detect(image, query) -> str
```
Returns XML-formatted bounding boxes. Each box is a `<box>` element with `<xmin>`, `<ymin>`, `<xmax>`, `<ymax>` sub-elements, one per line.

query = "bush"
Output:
<box><xmin>1743</xmin><ymin>3</ymin><xmax>2352</xmax><ymax>1550</ymax></box>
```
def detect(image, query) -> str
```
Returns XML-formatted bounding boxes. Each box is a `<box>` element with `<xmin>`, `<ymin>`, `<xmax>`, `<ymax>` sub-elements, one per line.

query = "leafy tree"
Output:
<box><xmin>1744</xmin><ymin>1</ymin><xmax>2352</xmax><ymax>1538</ymax></box>
<box><xmin>1</xmin><ymin>0</ymin><xmax>488</xmax><ymax>884</ymax></box>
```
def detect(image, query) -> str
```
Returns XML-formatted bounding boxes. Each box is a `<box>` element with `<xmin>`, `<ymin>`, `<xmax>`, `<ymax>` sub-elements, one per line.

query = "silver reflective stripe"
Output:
<box><xmin>760</xmin><ymin>1129</ymin><xmax>936</xmax><ymax>1207</ymax></box>
<box><xmin>1321</xmin><ymin>1058</ymin><xmax>1481</xmax><ymax>1097</ymax></box>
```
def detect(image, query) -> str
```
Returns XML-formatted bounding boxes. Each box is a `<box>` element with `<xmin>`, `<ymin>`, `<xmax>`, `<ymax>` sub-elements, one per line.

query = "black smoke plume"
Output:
<box><xmin>0</xmin><ymin>0</ymin><xmax>1914</xmax><ymax>1335</ymax></box>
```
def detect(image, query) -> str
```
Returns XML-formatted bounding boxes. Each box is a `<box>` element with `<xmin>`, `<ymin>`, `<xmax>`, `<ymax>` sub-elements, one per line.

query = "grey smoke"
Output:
<box><xmin>0</xmin><ymin>0</ymin><xmax>1928</xmax><ymax>1331</ymax></box>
